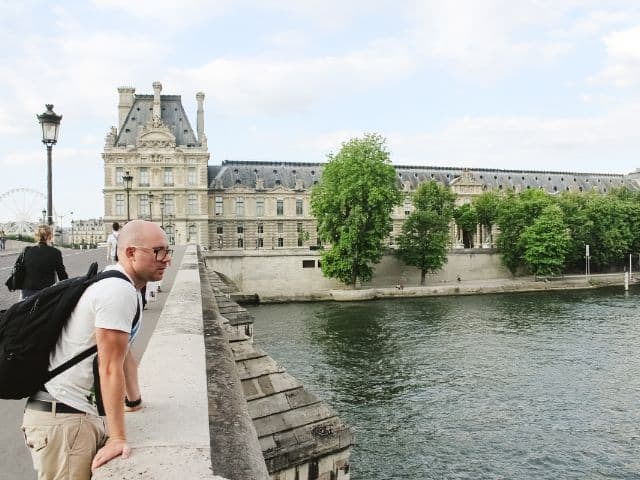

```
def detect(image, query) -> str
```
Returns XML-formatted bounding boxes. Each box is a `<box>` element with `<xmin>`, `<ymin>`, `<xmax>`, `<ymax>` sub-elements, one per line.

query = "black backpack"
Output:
<box><xmin>0</xmin><ymin>262</ymin><xmax>138</xmax><ymax>399</ymax></box>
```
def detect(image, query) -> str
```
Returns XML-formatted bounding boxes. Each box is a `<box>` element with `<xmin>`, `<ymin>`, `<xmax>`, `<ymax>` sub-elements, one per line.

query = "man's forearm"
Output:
<box><xmin>100</xmin><ymin>364</ymin><xmax>127</xmax><ymax>441</ymax></box>
<box><xmin>124</xmin><ymin>350</ymin><xmax>140</xmax><ymax>402</ymax></box>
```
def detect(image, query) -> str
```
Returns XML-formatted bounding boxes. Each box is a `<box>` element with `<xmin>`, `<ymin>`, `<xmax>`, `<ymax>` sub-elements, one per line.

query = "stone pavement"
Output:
<box><xmin>330</xmin><ymin>272</ymin><xmax>636</xmax><ymax>301</ymax></box>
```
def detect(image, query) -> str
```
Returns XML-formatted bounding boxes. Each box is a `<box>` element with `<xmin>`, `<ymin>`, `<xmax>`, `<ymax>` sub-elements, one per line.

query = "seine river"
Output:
<box><xmin>249</xmin><ymin>287</ymin><xmax>640</xmax><ymax>480</ymax></box>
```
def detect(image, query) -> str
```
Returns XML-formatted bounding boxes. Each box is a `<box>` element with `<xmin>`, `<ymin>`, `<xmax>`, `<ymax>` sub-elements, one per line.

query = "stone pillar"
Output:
<box><xmin>117</xmin><ymin>86</ymin><xmax>135</xmax><ymax>131</ymax></box>
<box><xmin>476</xmin><ymin>223</ymin><xmax>481</xmax><ymax>248</ymax></box>
<box><xmin>196</xmin><ymin>91</ymin><xmax>205</xmax><ymax>144</ymax></box>
<box><xmin>152</xmin><ymin>81</ymin><xmax>162</xmax><ymax>119</ymax></box>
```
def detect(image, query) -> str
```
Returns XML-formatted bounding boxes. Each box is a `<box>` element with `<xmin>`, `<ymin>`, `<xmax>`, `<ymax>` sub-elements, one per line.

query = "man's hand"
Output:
<box><xmin>91</xmin><ymin>438</ymin><xmax>131</xmax><ymax>471</ymax></box>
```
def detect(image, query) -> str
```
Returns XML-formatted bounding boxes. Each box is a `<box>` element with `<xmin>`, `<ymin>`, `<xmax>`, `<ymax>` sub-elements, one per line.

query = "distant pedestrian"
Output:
<box><xmin>107</xmin><ymin>221</ymin><xmax>120</xmax><ymax>263</ymax></box>
<box><xmin>20</xmin><ymin>225</ymin><xmax>68</xmax><ymax>299</ymax></box>
<box><xmin>0</xmin><ymin>230</ymin><xmax>6</xmax><ymax>250</ymax></box>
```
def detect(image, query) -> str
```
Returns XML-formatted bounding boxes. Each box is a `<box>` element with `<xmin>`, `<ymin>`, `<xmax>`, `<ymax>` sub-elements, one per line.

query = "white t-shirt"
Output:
<box><xmin>44</xmin><ymin>264</ymin><xmax>142</xmax><ymax>415</ymax></box>
<box><xmin>107</xmin><ymin>231</ymin><xmax>119</xmax><ymax>261</ymax></box>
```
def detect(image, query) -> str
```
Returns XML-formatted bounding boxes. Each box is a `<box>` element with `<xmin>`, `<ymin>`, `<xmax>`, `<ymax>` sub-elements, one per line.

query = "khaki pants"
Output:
<box><xmin>22</xmin><ymin>408</ymin><xmax>107</xmax><ymax>480</ymax></box>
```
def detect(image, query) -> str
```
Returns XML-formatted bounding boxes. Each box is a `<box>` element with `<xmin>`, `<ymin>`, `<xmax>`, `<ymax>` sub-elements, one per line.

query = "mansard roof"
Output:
<box><xmin>113</xmin><ymin>95</ymin><xmax>199</xmax><ymax>148</ymax></box>
<box><xmin>208</xmin><ymin>160</ymin><xmax>639</xmax><ymax>194</ymax></box>
<box><xmin>208</xmin><ymin>160</ymin><xmax>324</xmax><ymax>190</ymax></box>
<box><xmin>393</xmin><ymin>165</ymin><xmax>637</xmax><ymax>194</ymax></box>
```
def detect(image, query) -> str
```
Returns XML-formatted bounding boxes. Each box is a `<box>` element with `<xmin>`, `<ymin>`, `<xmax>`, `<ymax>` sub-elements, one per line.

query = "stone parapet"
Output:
<box><xmin>200</xmin><ymin>258</ymin><xmax>271</xmax><ymax>479</ymax></box>
<box><xmin>94</xmin><ymin>245</ymin><xmax>221</xmax><ymax>479</ymax></box>
<box><xmin>206</xmin><ymin>269</ymin><xmax>354</xmax><ymax>479</ymax></box>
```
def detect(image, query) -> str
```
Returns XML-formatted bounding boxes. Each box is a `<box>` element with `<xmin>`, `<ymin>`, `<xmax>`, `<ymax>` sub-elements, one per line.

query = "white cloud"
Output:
<box><xmin>409</xmin><ymin>0</ymin><xmax>588</xmax><ymax>80</ymax></box>
<box><xmin>387</xmin><ymin>104</ymin><xmax>640</xmax><ymax>173</ymax></box>
<box><xmin>264</xmin><ymin>30</ymin><xmax>311</xmax><ymax>50</ymax></box>
<box><xmin>570</xmin><ymin>9</ymin><xmax>634</xmax><ymax>36</ymax></box>
<box><xmin>172</xmin><ymin>39</ymin><xmax>415</xmax><ymax>115</ymax></box>
<box><xmin>589</xmin><ymin>25</ymin><xmax>640</xmax><ymax>87</ymax></box>
<box><xmin>89</xmin><ymin>0</ymin><xmax>231</xmax><ymax>28</ymax></box>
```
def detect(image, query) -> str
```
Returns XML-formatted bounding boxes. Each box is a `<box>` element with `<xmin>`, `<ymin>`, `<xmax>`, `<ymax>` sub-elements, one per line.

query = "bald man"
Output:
<box><xmin>21</xmin><ymin>220</ymin><xmax>172</xmax><ymax>479</ymax></box>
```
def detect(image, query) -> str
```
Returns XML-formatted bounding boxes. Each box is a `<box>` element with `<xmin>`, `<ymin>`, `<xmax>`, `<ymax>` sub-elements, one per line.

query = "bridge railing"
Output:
<box><xmin>94</xmin><ymin>245</ymin><xmax>267</xmax><ymax>479</ymax></box>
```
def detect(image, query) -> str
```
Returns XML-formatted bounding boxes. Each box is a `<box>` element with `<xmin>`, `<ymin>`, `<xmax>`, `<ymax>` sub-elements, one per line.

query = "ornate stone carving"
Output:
<box><xmin>450</xmin><ymin>169</ymin><xmax>483</xmax><ymax>197</ymax></box>
<box><xmin>104</xmin><ymin>126</ymin><xmax>117</xmax><ymax>147</ymax></box>
<box><xmin>136</xmin><ymin>116</ymin><xmax>176</xmax><ymax>149</ymax></box>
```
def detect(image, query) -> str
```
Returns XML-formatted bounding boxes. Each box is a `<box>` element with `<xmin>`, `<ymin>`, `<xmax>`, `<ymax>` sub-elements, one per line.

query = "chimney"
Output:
<box><xmin>196</xmin><ymin>91</ymin><xmax>205</xmax><ymax>144</ymax></box>
<box><xmin>117</xmin><ymin>86</ymin><xmax>135</xmax><ymax>131</ymax></box>
<box><xmin>152</xmin><ymin>81</ymin><xmax>162</xmax><ymax>119</ymax></box>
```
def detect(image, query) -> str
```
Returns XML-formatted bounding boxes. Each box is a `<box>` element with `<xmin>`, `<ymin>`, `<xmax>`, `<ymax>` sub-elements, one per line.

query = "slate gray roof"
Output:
<box><xmin>208</xmin><ymin>160</ymin><xmax>638</xmax><ymax>194</ymax></box>
<box><xmin>113</xmin><ymin>95</ymin><xmax>199</xmax><ymax>147</ymax></box>
<box><xmin>208</xmin><ymin>161</ymin><xmax>324</xmax><ymax>190</ymax></box>
<box><xmin>393</xmin><ymin>165</ymin><xmax>636</xmax><ymax>194</ymax></box>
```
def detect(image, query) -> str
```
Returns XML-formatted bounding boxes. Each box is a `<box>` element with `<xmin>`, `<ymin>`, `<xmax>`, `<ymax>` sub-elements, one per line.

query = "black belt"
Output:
<box><xmin>26</xmin><ymin>399</ymin><xmax>86</xmax><ymax>414</ymax></box>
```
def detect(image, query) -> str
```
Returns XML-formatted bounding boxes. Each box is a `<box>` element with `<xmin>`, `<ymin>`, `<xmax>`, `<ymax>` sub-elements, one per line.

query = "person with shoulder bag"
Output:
<box><xmin>20</xmin><ymin>225</ymin><xmax>68</xmax><ymax>299</ymax></box>
<box><xmin>20</xmin><ymin>220</ymin><xmax>172</xmax><ymax>479</ymax></box>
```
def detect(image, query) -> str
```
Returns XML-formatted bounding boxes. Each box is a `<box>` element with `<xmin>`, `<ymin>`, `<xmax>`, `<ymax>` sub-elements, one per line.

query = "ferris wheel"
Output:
<box><xmin>0</xmin><ymin>188</ymin><xmax>56</xmax><ymax>235</ymax></box>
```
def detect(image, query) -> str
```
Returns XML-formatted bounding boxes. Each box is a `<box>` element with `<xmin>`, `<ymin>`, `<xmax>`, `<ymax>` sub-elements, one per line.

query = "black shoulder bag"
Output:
<box><xmin>5</xmin><ymin>247</ymin><xmax>29</xmax><ymax>292</ymax></box>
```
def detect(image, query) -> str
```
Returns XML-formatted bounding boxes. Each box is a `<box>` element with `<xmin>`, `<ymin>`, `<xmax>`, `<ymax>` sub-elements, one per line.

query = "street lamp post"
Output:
<box><xmin>123</xmin><ymin>170</ymin><xmax>133</xmax><ymax>221</ymax></box>
<box><xmin>37</xmin><ymin>105</ymin><xmax>62</xmax><ymax>226</ymax></box>
<box><xmin>57</xmin><ymin>214</ymin><xmax>66</xmax><ymax>244</ymax></box>
<box><xmin>41</xmin><ymin>209</ymin><xmax>46</xmax><ymax>225</ymax></box>
<box><xmin>70</xmin><ymin>211</ymin><xmax>74</xmax><ymax>247</ymax></box>
<box><xmin>160</xmin><ymin>199</ymin><xmax>165</xmax><ymax>228</ymax></box>
<box><xmin>148</xmin><ymin>192</ymin><xmax>154</xmax><ymax>222</ymax></box>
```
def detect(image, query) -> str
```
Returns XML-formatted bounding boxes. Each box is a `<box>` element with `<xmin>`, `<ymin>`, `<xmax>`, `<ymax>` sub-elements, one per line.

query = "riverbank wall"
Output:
<box><xmin>206</xmin><ymin>249</ymin><xmax>511</xmax><ymax>302</ymax></box>
<box><xmin>206</xmin><ymin>249</ymin><xmax>635</xmax><ymax>303</ymax></box>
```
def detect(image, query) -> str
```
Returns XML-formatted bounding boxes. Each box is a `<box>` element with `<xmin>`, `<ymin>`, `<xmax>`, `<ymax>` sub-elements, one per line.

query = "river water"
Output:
<box><xmin>249</xmin><ymin>287</ymin><xmax>640</xmax><ymax>480</ymax></box>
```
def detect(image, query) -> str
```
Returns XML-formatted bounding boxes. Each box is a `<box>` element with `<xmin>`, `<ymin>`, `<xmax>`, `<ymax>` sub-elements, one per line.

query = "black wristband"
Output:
<box><xmin>124</xmin><ymin>396</ymin><xmax>142</xmax><ymax>408</ymax></box>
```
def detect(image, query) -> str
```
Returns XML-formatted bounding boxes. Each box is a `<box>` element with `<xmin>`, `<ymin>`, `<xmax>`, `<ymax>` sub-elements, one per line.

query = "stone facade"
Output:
<box><xmin>209</xmin><ymin>160</ymin><xmax>639</xmax><ymax>251</ymax></box>
<box><xmin>103</xmin><ymin>82</ymin><xmax>210</xmax><ymax>245</ymax></box>
<box><xmin>70</xmin><ymin>218</ymin><xmax>104</xmax><ymax>246</ymax></box>
<box><xmin>103</xmin><ymin>83</ymin><xmax>640</xmax><ymax>249</ymax></box>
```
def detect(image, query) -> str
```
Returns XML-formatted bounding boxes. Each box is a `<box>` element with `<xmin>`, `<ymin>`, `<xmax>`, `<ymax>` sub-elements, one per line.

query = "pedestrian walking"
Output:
<box><xmin>21</xmin><ymin>225</ymin><xmax>68</xmax><ymax>299</ymax></box>
<box><xmin>106</xmin><ymin>222</ymin><xmax>120</xmax><ymax>264</ymax></box>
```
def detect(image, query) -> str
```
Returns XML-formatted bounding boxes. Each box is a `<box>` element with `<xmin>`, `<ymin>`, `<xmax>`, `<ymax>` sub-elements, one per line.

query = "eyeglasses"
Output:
<box><xmin>132</xmin><ymin>246</ymin><xmax>173</xmax><ymax>261</ymax></box>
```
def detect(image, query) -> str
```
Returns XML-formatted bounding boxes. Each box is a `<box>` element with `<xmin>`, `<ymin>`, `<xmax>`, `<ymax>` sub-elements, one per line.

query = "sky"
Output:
<box><xmin>2</xmin><ymin>0</ymin><xmax>640</xmax><ymax>222</ymax></box>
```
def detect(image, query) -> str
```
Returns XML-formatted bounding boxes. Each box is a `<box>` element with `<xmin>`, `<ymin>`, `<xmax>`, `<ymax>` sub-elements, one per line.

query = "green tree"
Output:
<box><xmin>310</xmin><ymin>133</ymin><xmax>402</xmax><ymax>286</ymax></box>
<box><xmin>585</xmin><ymin>194</ymin><xmax>632</xmax><ymax>270</ymax></box>
<box><xmin>395</xmin><ymin>181</ymin><xmax>456</xmax><ymax>285</ymax></box>
<box><xmin>519</xmin><ymin>204</ymin><xmax>570</xmax><ymax>277</ymax></box>
<box><xmin>556</xmin><ymin>191</ymin><xmax>594</xmax><ymax>271</ymax></box>
<box><xmin>453</xmin><ymin>203</ymin><xmax>477</xmax><ymax>248</ymax></box>
<box><xmin>495</xmin><ymin>189</ymin><xmax>553</xmax><ymax>274</ymax></box>
<box><xmin>473</xmin><ymin>191</ymin><xmax>500</xmax><ymax>246</ymax></box>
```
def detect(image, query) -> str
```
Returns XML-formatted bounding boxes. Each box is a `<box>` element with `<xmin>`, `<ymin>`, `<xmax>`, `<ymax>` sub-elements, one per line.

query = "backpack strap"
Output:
<box><xmin>44</xmin><ymin>270</ymin><xmax>141</xmax><ymax>382</ymax></box>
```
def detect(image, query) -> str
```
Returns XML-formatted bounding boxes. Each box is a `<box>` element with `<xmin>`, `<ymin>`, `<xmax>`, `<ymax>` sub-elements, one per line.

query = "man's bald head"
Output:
<box><xmin>117</xmin><ymin>220</ymin><xmax>167</xmax><ymax>255</ymax></box>
<box><xmin>116</xmin><ymin>220</ymin><xmax>170</xmax><ymax>287</ymax></box>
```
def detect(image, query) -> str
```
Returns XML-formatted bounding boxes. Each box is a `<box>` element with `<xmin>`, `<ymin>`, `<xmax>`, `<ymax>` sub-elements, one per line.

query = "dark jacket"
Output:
<box><xmin>21</xmin><ymin>243</ymin><xmax>68</xmax><ymax>291</ymax></box>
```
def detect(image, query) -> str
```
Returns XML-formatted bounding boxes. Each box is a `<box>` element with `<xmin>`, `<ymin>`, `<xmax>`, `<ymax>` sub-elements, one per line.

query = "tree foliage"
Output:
<box><xmin>395</xmin><ymin>181</ymin><xmax>456</xmax><ymax>285</ymax></box>
<box><xmin>495</xmin><ymin>189</ymin><xmax>553</xmax><ymax>274</ymax></box>
<box><xmin>519</xmin><ymin>204</ymin><xmax>570</xmax><ymax>277</ymax></box>
<box><xmin>453</xmin><ymin>203</ymin><xmax>477</xmax><ymax>248</ymax></box>
<box><xmin>473</xmin><ymin>191</ymin><xmax>500</xmax><ymax>230</ymax></box>
<box><xmin>310</xmin><ymin>133</ymin><xmax>402</xmax><ymax>286</ymax></box>
<box><xmin>494</xmin><ymin>187</ymin><xmax>640</xmax><ymax>275</ymax></box>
